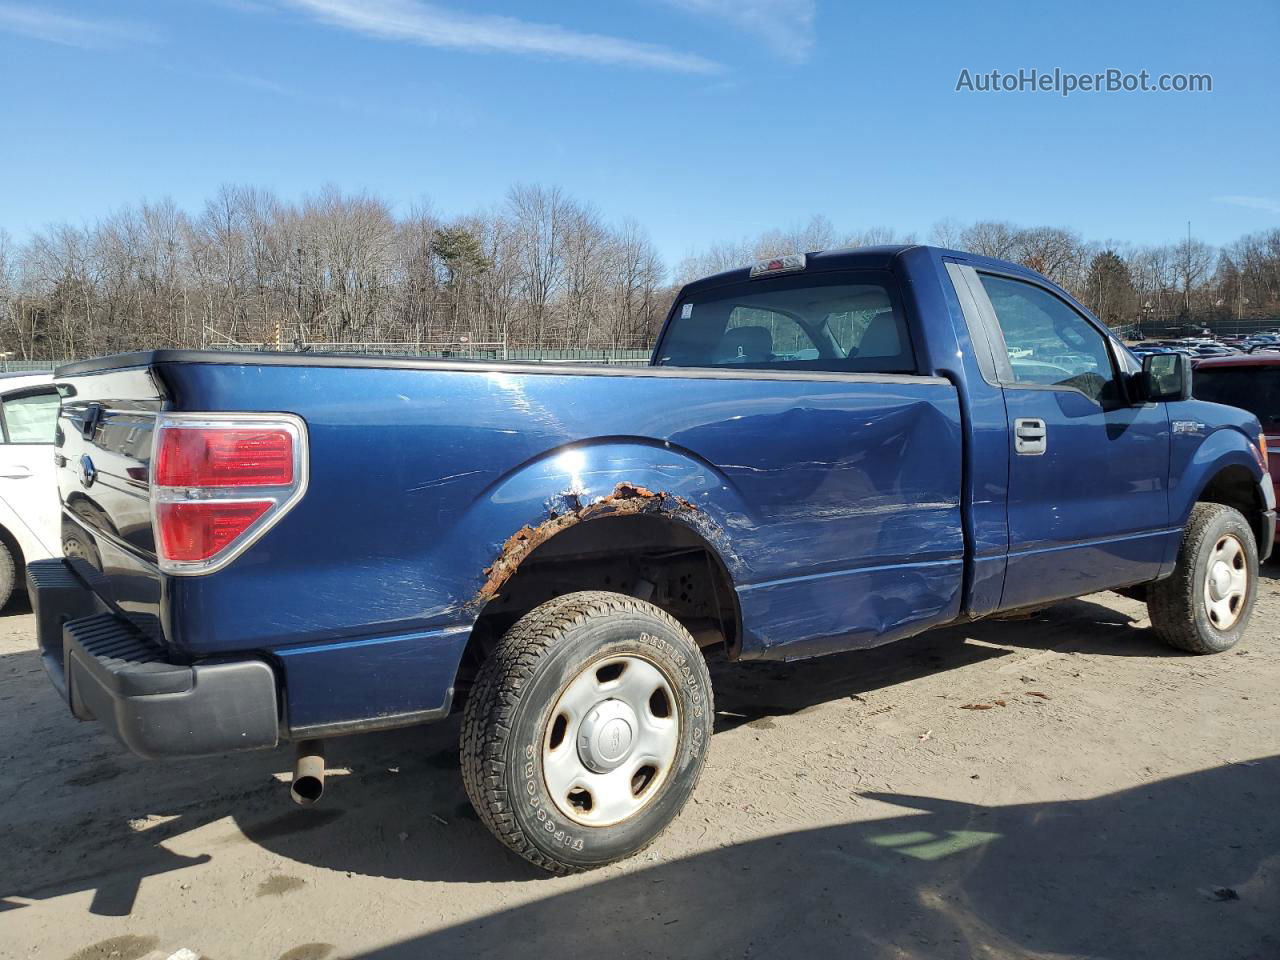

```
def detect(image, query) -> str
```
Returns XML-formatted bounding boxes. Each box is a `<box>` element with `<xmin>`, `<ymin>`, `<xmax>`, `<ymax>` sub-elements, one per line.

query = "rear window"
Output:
<box><xmin>655</xmin><ymin>274</ymin><xmax>915</xmax><ymax>374</ymax></box>
<box><xmin>1193</xmin><ymin>367</ymin><xmax>1280</xmax><ymax>429</ymax></box>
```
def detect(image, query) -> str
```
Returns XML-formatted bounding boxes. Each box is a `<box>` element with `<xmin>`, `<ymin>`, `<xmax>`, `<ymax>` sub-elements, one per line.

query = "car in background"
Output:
<box><xmin>1193</xmin><ymin>353</ymin><xmax>1280</xmax><ymax>507</ymax></box>
<box><xmin>1248</xmin><ymin>335</ymin><xmax>1280</xmax><ymax>353</ymax></box>
<box><xmin>1192</xmin><ymin>343</ymin><xmax>1241</xmax><ymax>360</ymax></box>
<box><xmin>1131</xmin><ymin>344</ymin><xmax>1178</xmax><ymax>358</ymax></box>
<box><xmin>0</xmin><ymin>372</ymin><xmax>60</xmax><ymax>609</ymax></box>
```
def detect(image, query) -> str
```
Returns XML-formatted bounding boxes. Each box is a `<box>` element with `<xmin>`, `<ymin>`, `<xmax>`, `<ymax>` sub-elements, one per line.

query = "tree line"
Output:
<box><xmin>1</xmin><ymin>184</ymin><xmax>1278</xmax><ymax>361</ymax></box>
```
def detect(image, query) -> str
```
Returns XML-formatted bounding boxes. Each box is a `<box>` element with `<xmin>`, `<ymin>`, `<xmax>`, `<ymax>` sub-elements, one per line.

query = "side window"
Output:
<box><xmin>1</xmin><ymin>389</ymin><xmax>60</xmax><ymax>444</ymax></box>
<box><xmin>978</xmin><ymin>274</ymin><xmax>1117</xmax><ymax>403</ymax></box>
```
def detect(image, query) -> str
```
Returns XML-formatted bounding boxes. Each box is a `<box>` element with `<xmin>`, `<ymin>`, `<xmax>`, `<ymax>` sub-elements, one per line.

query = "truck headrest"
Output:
<box><xmin>717</xmin><ymin>326</ymin><xmax>773</xmax><ymax>363</ymax></box>
<box><xmin>857</xmin><ymin>312</ymin><xmax>903</xmax><ymax>358</ymax></box>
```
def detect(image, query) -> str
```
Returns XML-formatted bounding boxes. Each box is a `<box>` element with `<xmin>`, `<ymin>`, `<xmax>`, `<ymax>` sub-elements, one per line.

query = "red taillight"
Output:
<box><xmin>156</xmin><ymin>428</ymin><xmax>294</xmax><ymax>487</ymax></box>
<box><xmin>151</xmin><ymin>414</ymin><xmax>307</xmax><ymax>574</ymax></box>
<box><xmin>157</xmin><ymin>501</ymin><xmax>272</xmax><ymax>563</ymax></box>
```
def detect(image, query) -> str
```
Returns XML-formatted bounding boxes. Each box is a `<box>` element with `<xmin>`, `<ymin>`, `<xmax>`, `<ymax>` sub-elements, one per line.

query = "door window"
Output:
<box><xmin>978</xmin><ymin>274</ymin><xmax>1117</xmax><ymax>404</ymax></box>
<box><xmin>1</xmin><ymin>389</ymin><xmax>60</xmax><ymax>444</ymax></box>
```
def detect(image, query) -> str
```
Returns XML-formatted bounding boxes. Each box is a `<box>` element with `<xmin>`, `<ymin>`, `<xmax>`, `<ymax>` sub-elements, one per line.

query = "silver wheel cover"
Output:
<box><xmin>542</xmin><ymin>655</ymin><xmax>680</xmax><ymax>827</ymax></box>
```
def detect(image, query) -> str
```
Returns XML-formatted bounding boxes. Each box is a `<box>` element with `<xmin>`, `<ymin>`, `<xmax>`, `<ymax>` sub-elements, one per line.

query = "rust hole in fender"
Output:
<box><xmin>472</xmin><ymin>482</ymin><xmax>702</xmax><ymax>607</ymax></box>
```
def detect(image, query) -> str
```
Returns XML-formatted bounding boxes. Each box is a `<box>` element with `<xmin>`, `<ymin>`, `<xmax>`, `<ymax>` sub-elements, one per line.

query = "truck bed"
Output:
<box><xmin>53</xmin><ymin>349</ymin><xmax>964</xmax><ymax>735</ymax></box>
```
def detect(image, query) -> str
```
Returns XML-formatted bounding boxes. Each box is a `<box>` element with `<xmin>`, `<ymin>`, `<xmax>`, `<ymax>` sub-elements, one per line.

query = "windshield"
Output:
<box><xmin>654</xmin><ymin>274</ymin><xmax>915</xmax><ymax>374</ymax></box>
<box><xmin>1193</xmin><ymin>366</ymin><xmax>1280</xmax><ymax>429</ymax></box>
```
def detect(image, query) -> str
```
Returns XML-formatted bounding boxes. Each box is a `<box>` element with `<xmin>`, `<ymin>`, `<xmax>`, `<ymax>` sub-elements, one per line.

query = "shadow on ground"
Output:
<box><xmin>709</xmin><ymin>594</ymin><xmax>1159</xmax><ymax>730</ymax></box>
<box><xmin>0</xmin><ymin>591</ymin><xmax>1266</xmax><ymax>952</ymax></box>
<box><xmin>348</xmin><ymin>757</ymin><xmax>1280</xmax><ymax>960</ymax></box>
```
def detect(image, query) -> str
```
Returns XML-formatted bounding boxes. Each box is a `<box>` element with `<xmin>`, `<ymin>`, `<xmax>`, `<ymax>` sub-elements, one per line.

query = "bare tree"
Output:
<box><xmin>508</xmin><ymin>183</ymin><xmax>569</xmax><ymax>344</ymax></box>
<box><xmin>4</xmin><ymin>189</ymin><xmax>1275</xmax><ymax>362</ymax></box>
<box><xmin>960</xmin><ymin>221</ymin><xmax>1021</xmax><ymax>259</ymax></box>
<box><xmin>1174</xmin><ymin>235</ymin><xmax>1215</xmax><ymax>318</ymax></box>
<box><xmin>929</xmin><ymin>218</ymin><xmax>964</xmax><ymax>248</ymax></box>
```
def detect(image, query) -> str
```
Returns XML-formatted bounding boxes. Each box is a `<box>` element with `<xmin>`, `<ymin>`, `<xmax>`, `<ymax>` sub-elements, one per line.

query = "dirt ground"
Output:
<box><xmin>2</xmin><ymin>571</ymin><xmax>1278</xmax><ymax>960</ymax></box>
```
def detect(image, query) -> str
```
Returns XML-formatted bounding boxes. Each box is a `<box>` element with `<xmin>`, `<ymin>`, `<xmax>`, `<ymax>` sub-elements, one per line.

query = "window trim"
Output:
<box><xmin>0</xmin><ymin>386</ymin><xmax>61</xmax><ymax>446</ymax></box>
<box><xmin>971</xmin><ymin>267</ymin><xmax>1125</xmax><ymax>406</ymax></box>
<box><xmin>944</xmin><ymin>262</ymin><xmax>1006</xmax><ymax>386</ymax></box>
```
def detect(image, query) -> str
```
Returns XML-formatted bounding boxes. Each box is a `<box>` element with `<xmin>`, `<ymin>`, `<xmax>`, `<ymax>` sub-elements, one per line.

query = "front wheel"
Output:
<box><xmin>461</xmin><ymin>591</ymin><xmax>713</xmax><ymax>874</ymax></box>
<box><xmin>1147</xmin><ymin>502</ymin><xmax>1258</xmax><ymax>653</ymax></box>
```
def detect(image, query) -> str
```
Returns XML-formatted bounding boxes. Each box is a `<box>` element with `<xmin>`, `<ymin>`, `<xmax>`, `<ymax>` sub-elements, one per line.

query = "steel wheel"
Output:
<box><xmin>1203</xmin><ymin>533</ymin><xmax>1248</xmax><ymax>630</ymax></box>
<box><xmin>542</xmin><ymin>654</ymin><xmax>680</xmax><ymax>827</ymax></box>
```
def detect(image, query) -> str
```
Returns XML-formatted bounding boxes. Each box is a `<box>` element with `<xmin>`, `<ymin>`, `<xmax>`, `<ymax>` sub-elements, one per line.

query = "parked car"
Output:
<box><xmin>1192</xmin><ymin>344</ymin><xmax>1240</xmax><ymax>359</ymax></box>
<box><xmin>30</xmin><ymin>246</ymin><xmax>1275</xmax><ymax>874</ymax></box>
<box><xmin>0</xmin><ymin>372</ymin><xmax>59</xmax><ymax>609</ymax></box>
<box><xmin>1193</xmin><ymin>353</ymin><xmax>1280</xmax><ymax>506</ymax></box>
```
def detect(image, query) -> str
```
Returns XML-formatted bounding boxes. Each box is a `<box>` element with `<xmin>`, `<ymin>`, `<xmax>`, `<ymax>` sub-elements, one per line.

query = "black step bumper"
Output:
<box><xmin>29</xmin><ymin>558</ymin><xmax>280</xmax><ymax>759</ymax></box>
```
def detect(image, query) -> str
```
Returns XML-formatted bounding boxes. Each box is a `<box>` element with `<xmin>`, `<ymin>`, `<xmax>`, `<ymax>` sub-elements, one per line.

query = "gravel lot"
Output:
<box><xmin>2</xmin><ymin>571</ymin><xmax>1278</xmax><ymax>960</ymax></box>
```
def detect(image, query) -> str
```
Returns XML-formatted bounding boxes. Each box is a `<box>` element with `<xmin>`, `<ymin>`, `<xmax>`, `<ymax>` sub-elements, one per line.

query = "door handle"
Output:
<box><xmin>0</xmin><ymin>465</ymin><xmax>32</xmax><ymax>479</ymax></box>
<box><xmin>1014</xmin><ymin>418</ymin><xmax>1047</xmax><ymax>456</ymax></box>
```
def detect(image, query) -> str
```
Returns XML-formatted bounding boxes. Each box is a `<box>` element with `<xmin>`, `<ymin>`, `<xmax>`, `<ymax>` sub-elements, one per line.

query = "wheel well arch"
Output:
<box><xmin>459</xmin><ymin>512</ymin><xmax>742</xmax><ymax>693</ymax></box>
<box><xmin>1194</xmin><ymin>464</ymin><xmax>1266</xmax><ymax>544</ymax></box>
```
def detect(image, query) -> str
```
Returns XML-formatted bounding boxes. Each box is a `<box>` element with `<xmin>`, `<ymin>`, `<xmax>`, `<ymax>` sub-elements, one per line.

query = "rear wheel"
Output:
<box><xmin>61</xmin><ymin>525</ymin><xmax>101</xmax><ymax>570</ymax></box>
<box><xmin>1148</xmin><ymin>503</ymin><xmax>1258</xmax><ymax>653</ymax></box>
<box><xmin>461</xmin><ymin>591</ymin><xmax>713</xmax><ymax>874</ymax></box>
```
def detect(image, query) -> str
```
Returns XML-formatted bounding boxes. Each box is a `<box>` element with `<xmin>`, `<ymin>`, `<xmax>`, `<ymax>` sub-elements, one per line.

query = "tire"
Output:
<box><xmin>1148</xmin><ymin>503</ymin><xmax>1258</xmax><ymax>653</ymax></box>
<box><xmin>62</xmin><ymin>525</ymin><xmax>101</xmax><ymax>571</ymax></box>
<box><xmin>0</xmin><ymin>539</ymin><xmax>14</xmax><ymax>611</ymax></box>
<box><xmin>461</xmin><ymin>591</ymin><xmax>714</xmax><ymax>874</ymax></box>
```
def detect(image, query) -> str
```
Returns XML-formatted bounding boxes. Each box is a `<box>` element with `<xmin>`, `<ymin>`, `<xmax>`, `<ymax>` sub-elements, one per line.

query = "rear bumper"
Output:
<box><xmin>29</xmin><ymin>558</ymin><xmax>279</xmax><ymax>759</ymax></box>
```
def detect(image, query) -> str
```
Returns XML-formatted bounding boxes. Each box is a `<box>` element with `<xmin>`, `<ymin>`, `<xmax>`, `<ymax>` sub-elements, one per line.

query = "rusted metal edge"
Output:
<box><xmin>473</xmin><ymin>482</ymin><xmax>704</xmax><ymax>607</ymax></box>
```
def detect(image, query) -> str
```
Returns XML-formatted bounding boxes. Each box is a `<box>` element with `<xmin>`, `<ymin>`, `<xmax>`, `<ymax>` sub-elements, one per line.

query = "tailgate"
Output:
<box><xmin>55</xmin><ymin>361</ymin><xmax>166</xmax><ymax>639</ymax></box>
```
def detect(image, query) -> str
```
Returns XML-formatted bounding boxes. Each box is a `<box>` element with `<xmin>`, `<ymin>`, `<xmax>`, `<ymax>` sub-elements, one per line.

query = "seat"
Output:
<box><xmin>716</xmin><ymin>326</ymin><xmax>773</xmax><ymax>363</ymax></box>
<box><xmin>855</xmin><ymin>312</ymin><xmax>902</xmax><ymax>358</ymax></box>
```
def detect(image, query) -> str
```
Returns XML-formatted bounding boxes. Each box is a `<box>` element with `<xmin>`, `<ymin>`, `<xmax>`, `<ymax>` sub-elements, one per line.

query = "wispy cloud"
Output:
<box><xmin>222</xmin><ymin>70</ymin><xmax>295</xmax><ymax>97</ymax></box>
<box><xmin>215</xmin><ymin>68</ymin><xmax>472</xmax><ymax>126</ymax></box>
<box><xmin>0</xmin><ymin>2</ymin><xmax>161</xmax><ymax>48</ymax></box>
<box><xmin>657</xmin><ymin>0</ymin><xmax>816</xmax><ymax>64</ymax></box>
<box><xmin>1215</xmin><ymin>195</ymin><xmax>1280</xmax><ymax>215</ymax></box>
<box><xmin>279</xmin><ymin>0</ymin><xmax>720</xmax><ymax>73</ymax></box>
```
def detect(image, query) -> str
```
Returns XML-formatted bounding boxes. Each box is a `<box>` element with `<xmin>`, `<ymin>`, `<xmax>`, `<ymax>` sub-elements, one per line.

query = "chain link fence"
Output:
<box><xmin>1133</xmin><ymin>317</ymin><xmax>1280</xmax><ymax>340</ymax></box>
<box><xmin>2</xmin><ymin>344</ymin><xmax>655</xmax><ymax>373</ymax></box>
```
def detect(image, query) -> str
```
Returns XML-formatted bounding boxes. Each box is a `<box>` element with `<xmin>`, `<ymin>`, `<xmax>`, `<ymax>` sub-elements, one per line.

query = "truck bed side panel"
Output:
<box><xmin>57</xmin><ymin>357</ymin><xmax>965</xmax><ymax>729</ymax></box>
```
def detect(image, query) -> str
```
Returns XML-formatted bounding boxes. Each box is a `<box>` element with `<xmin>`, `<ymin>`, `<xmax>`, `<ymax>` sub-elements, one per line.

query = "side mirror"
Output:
<box><xmin>1140</xmin><ymin>352</ymin><xmax>1192</xmax><ymax>403</ymax></box>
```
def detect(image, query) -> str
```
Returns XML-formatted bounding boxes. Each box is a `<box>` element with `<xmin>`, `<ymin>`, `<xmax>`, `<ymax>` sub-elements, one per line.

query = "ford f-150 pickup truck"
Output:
<box><xmin>31</xmin><ymin>245</ymin><xmax>1275</xmax><ymax>874</ymax></box>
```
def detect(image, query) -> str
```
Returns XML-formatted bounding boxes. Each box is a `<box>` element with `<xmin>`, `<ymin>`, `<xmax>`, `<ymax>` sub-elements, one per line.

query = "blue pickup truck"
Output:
<box><xmin>31</xmin><ymin>245</ymin><xmax>1275</xmax><ymax>873</ymax></box>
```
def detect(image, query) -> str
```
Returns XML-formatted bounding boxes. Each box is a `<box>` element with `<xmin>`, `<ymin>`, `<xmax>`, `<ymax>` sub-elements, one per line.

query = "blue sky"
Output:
<box><xmin>0</xmin><ymin>0</ymin><xmax>1276</xmax><ymax>267</ymax></box>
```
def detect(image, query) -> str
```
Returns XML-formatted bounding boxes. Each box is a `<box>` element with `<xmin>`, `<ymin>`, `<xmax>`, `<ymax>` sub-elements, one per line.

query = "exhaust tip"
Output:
<box><xmin>290</xmin><ymin>774</ymin><xmax>324</xmax><ymax>805</ymax></box>
<box><xmin>290</xmin><ymin>738</ymin><xmax>326</xmax><ymax>805</ymax></box>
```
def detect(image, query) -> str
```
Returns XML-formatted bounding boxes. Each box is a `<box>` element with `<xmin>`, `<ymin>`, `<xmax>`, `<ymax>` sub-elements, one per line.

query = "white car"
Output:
<box><xmin>0</xmin><ymin>372</ymin><xmax>60</xmax><ymax>610</ymax></box>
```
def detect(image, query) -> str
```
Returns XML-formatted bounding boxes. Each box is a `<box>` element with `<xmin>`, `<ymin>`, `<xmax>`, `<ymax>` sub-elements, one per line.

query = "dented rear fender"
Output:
<box><xmin>432</xmin><ymin>439</ymin><xmax>754</xmax><ymax>611</ymax></box>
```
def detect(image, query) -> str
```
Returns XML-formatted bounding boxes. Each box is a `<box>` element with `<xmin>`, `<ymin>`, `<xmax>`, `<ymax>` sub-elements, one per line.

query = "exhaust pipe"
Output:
<box><xmin>290</xmin><ymin>739</ymin><xmax>326</xmax><ymax>805</ymax></box>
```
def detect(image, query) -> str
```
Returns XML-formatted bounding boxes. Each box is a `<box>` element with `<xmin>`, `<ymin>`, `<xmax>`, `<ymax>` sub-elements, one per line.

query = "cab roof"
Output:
<box><xmin>676</xmin><ymin>244</ymin><xmax>1051</xmax><ymax>296</ymax></box>
<box><xmin>0</xmin><ymin>372</ymin><xmax>53</xmax><ymax>393</ymax></box>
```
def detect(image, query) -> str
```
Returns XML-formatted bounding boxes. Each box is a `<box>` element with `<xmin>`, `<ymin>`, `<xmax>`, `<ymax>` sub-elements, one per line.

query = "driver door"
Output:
<box><xmin>973</xmin><ymin>272</ymin><xmax>1173</xmax><ymax>609</ymax></box>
